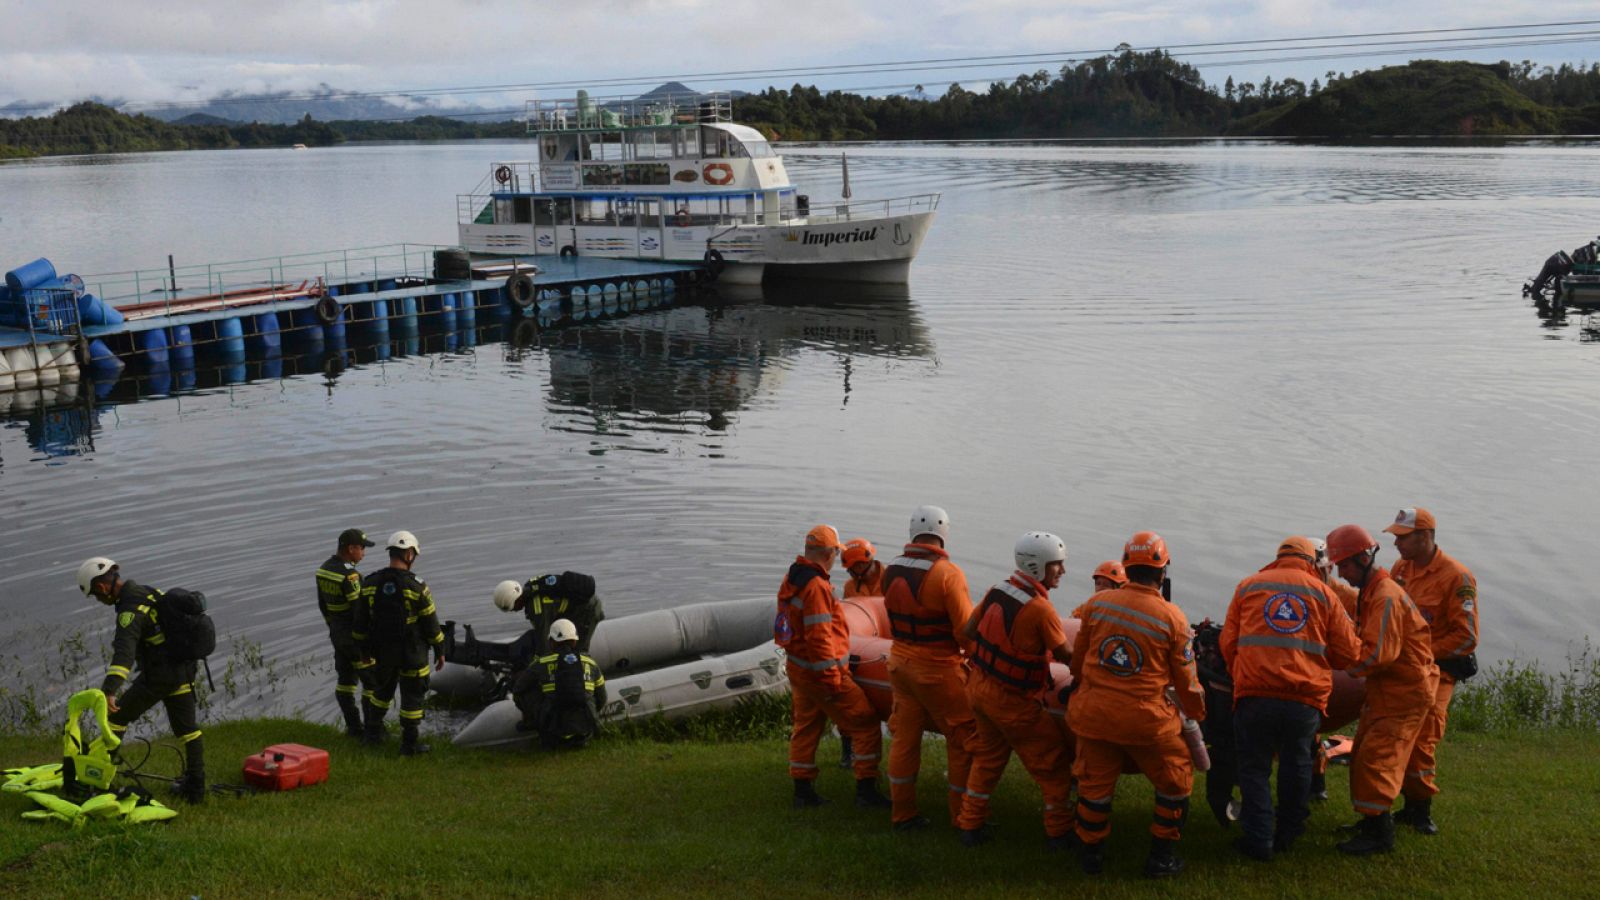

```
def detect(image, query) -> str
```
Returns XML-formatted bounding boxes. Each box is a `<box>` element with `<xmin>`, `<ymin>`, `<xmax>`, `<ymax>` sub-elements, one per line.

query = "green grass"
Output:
<box><xmin>2</xmin><ymin>714</ymin><xmax>1596</xmax><ymax>898</ymax></box>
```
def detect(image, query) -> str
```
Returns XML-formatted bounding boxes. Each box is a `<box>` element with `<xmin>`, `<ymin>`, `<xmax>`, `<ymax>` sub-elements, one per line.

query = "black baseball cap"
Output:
<box><xmin>338</xmin><ymin>528</ymin><xmax>376</xmax><ymax>548</ymax></box>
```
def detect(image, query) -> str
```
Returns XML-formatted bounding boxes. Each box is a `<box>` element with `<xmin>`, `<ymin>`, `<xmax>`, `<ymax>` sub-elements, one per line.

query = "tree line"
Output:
<box><xmin>3</xmin><ymin>52</ymin><xmax>1599</xmax><ymax>158</ymax></box>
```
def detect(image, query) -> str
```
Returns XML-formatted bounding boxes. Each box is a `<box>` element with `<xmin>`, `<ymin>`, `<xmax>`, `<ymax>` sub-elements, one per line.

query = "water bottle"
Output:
<box><xmin>1181</xmin><ymin>716</ymin><xmax>1211</xmax><ymax>771</ymax></box>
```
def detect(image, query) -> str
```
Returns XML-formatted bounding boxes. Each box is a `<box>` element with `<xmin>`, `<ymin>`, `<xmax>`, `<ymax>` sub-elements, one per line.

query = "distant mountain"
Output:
<box><xmin>170</xmin><ymin>112</ymin><xmax>239</xmax><ymax>127</ymax></box>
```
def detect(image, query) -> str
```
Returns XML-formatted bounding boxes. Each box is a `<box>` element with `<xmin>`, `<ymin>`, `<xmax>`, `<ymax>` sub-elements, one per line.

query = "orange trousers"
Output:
<box><xmin>1073</xmin><ymin>733</ymin><xmax>1192</xmax><ymax>845</ymax></box>
<box><xmin>956</xmin><ymin>675</ymin><xmax>1073</xmax><ymax>837</ymax></box>
<box><xmin>1349</xmin><ymin>697</ymin><xmax>1430</xmax><ymax>815</ymax></box>
<box><xmin>887</xmin><ymin>657</ymin><xmax>977</xmax><ymax>825</ymax></box>
<box><xmin>788</xmin><ymin>668</ymin><xmax>882</xmax><ymax>782</ymax></box>
<box><xmin>1402</xmin><ymin>678</ymin><xmax>1456</xmax><ymax>801</ymax></box>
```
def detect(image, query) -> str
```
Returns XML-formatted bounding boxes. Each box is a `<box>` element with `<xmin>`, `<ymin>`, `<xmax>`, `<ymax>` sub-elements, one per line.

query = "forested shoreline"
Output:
<box><xmin>2</xmin><ymin>54</ymin><xmax>1598</xmax><ymax>159</ymax></box>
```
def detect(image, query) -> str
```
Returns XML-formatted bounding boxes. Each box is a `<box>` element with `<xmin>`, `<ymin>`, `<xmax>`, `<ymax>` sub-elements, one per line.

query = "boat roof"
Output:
<box><xmin>703</xmin><ymin>123</ymin><xmax>769</xmax><ymax>147</ymax></box>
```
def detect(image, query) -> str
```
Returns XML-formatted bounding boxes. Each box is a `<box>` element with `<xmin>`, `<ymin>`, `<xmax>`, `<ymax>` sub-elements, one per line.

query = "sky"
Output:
<box><xmin>2</xmin><ymin>0</ymin><xmax>1599</xmax><ymax>115</ymax></box>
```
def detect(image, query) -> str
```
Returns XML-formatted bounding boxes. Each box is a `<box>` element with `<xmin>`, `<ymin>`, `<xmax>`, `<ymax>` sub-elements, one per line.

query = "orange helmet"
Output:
<box><xmin>1122</xmin><ymin>531</ymin><xmax>1169</xmax><ymax>569</ymax></box>
<box><xmin>1325</xmin><ymin>524</ymin><xmax>1378</xmax><ymax>565</ymax></box>
<box><xmin>1092</xmin><ymin>560</ymin><xmax>1127</xmax><ymax>586</ymax></box>
<box><xmin>1276</xmin><ymin>536</ymin><xmax>1319</xmax><ymax>563</ymax></box>
<box><xmin>841</xmin><ymin>538</ymin><xmax>876</xmax><ymax>569</ymax></box>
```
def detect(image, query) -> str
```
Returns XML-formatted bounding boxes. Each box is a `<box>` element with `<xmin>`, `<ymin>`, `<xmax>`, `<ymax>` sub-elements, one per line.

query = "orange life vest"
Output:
<box><xmin>881</xmin><ymin>545</ymin><xmax>957</xmax><ymax>647</ymax></box>
<box><xmin>970</xmin><ymin>575</ymin><xmax>1050</xmax><ymax>694</ymax></box>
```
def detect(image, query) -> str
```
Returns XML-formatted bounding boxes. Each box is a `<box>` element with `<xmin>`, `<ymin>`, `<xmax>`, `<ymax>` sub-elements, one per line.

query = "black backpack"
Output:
<box><xmin>159</xmin><ymin>588</ymin><xmax>217</xmax><ymax>661</ymax></box>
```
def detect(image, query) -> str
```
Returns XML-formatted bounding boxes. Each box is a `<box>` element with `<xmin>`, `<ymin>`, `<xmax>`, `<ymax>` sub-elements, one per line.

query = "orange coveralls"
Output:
<box><xmin>1345</xmin><ymin>568</ymin><xmax>1438</xmax><ymax>816</ymax></box>
<box><xmin>778</xmin><ymin>557</ymin><xmax>883</xmax><ymax>782</ymax></box>
<box><xmin>1069</xmin><ymin>582</ymin><xmax>1206</xmax><ymax>846</ymax></box>
<box><xmin>1392</xmin><ymin>548</ymin><xmax>1477</xmax><ymax>801</ymax></box>
<box><xmin>1221</xmin><ymin>556</ymin><xmax>1362</xmax><ymax>710</ymax></box>
<box><xmin>957</xmin><ymin>572</ymin><xmax>1073</xmax><ymax>838</ymax></box>
<box><xmin>844</xmin><ymin>560</ymin><xmax>885</xmax><ymax>599</ymax></box>
<box><xmin>881</xmin><ymin>542</ymin><xmax>976</xmax><ymax>825</ymax></box>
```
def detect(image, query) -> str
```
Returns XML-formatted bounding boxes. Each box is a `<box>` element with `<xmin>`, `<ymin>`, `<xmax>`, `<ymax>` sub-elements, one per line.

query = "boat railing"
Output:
<box><xmin>525</xmin><ymin>91</ymin><xmax>732</xmax><ymax>134</ymax></box>
<box><xmin>81</xmin><ymin>243</ymin><xmax>461</xmax><ymax>310</ymax></box>
<box><xmin>779</xmin><ymin>193</ymin><xmax>942</xmax><ymax>225</ymax></box>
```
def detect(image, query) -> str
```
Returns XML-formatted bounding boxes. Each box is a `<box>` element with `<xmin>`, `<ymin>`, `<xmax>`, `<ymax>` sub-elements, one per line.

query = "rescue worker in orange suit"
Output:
<box><xmin>1384</xmin><ymin>507</ymin><xmax>1477</xmax><ymax>835</ymax></box>
<box><xmin>1069</xmin><ymin>531</ymin><xmax>1205</xmax><ymax>878</ymax></box>
<box><xmin>1220</xmin><ymin>536</ymin><xmax>1361</xmax><ymax>861</ymax></box>
<box><xmin>1091</xmin><ymin>560</ymin><xmax>1127</xmax><ymax>595</ymax></box>
<box><xmin>1309</xmin><ymin>535</ymin><xmax>1355</xmax><ymax>801</ymax></box>
<box><xmin>956</xmin><ymin>532</ymin><xmax>1074</xmax><ymax>850</ymax></box>
<box><xmin>778</xmin><ymin>524</ymin><xmax>890</xmax><ymax>809</ymax></box>
<box><xmin>881</xmin><ymin>505</ymin><xmax>976</xmax><ymax>832</ymax></box>
<box><xmin>1324</xmin><ymin>524</ymin><xmax>1438</xmax><ymax>855</ymax></box>
<box><xmin>842</xmin><ymin>538</ymin><xmax>885</xmax><ymax>598</ymax></box>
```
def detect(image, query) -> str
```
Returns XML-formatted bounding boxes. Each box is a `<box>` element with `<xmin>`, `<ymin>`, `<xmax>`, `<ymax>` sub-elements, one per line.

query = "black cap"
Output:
<box><xmin>338</xmin><ymin>528</ymin><xmax>376</xmax><ymax>549</ymax></box>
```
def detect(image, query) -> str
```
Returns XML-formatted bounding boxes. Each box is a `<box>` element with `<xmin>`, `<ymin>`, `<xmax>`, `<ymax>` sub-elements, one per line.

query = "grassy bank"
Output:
<box><xmin>2</xmin><ymin>708</ymin><xmax>1596</xmax><ymax>898</ymax></box>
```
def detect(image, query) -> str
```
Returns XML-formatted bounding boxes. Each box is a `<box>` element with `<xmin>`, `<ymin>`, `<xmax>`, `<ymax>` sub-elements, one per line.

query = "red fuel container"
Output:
<box><xmin>242</xmin><ymin>743</ymin><xmax>330</xmax><ymax>791</ymax></box>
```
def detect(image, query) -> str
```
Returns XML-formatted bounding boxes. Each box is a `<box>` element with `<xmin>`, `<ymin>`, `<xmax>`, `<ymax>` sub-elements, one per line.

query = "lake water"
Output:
<box><xmin>2</xmin><ymin>139</ymin><xmax>1597</xmax><ymax>725</ymax></box>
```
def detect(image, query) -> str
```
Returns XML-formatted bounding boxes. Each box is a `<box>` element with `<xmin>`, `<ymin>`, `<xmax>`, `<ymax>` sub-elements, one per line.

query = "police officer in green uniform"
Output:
<box><xmin>491</xmin><ymin>571</ymin><xmax>606</xmax><ymax>662</ymax></box>
<box><xmin>352</xmin><ymin>531</ymin><xmax>445</xmax><ymax>755</ymax></box>
<box><xmin>316</xmin><ymin>528</ymin><xmax>376</xmax><ymax>737</ymax></box>
<box><xmin>511</xmin><ymin>618</ymin><xmax>607</xmax><ymax>749</ymax></box>
<box><xmin>76</xmin><ymin>557</ymin><xmax>207</xmax><ymax>804</ymax></box>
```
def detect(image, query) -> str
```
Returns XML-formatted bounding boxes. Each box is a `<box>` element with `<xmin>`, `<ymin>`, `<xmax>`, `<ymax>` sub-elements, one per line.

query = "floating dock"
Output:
<box><xmin>0</xmin><ymin>244</ymin><xmax>713</xmax><ymax>391</ymax></box>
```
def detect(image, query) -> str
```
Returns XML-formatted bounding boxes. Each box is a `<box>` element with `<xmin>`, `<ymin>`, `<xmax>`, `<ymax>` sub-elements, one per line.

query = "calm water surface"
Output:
<box><xmin>2</xmin><ymin>139</ymin><xmax>1597</xmax><ymax>724</ymax></box>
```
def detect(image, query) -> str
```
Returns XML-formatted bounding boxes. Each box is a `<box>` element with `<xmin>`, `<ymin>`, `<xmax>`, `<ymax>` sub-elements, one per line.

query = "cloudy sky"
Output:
<box><xmin>3</xmin><ymin>0</ymin><xmax>1598</xmax><ymax>113</ymax></box>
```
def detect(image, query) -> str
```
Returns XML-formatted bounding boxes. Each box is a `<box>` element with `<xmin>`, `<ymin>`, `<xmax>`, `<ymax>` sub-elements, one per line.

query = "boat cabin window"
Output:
<box><xmin>534</xmin><ymin>198</ymin><xmax>572</xmax><ymax>227</ymax></box>
<box><xmin>512</xmin><ymin>197</ymin><xmax>533</xmax><ymax>224</ymax></box>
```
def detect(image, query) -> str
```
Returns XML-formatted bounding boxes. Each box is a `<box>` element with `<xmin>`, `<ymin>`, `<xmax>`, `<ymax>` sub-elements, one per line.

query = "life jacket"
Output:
<box><xmin>61</xmin><ymin>689</ymin><xmax>120</xmax><ymax>793</ymax></box>
<box><xmin>539</xmin><ymin>651</ymin><xmax>600</xmax><ymax>738</ymax></box>
<box><xmin>881</xmin><ymin>546</ymin><xmax>956</xmax><ymax>647</ymax></box>
<box><xmin>970</xmin><ymin>576</ymin><xmax>1050</xmax><ymax>694</ymax></box>
<box><xmin>365</xmin><ymin>569</ymin><xmax>414</xmax><ymax>641</ymax></box>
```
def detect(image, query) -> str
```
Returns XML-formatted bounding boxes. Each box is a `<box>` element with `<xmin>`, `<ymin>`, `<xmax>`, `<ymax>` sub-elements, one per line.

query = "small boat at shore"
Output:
<box><xmin>456</xmin><ymin>90</ymin><xmax>938</xmax><ymax>285</ymax></box>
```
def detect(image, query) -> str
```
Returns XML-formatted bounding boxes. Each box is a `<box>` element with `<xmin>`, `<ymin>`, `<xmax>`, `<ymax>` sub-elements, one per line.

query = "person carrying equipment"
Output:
<box><xmin>1384</xmin><ymin>508</ymin><xmax>1477</xmax><ymax>836</ymax></box>
<box><xmin>881</xmin><ymin>506</ymin><xmax>977</xmax><ymax>831</ymax></box>
<box><xmin>1069</xmin><ymin>532</ymin><xmax>1205</xmax><ymax>878</ymax></box>
<box><xmin>512</xmin><ymin>619</ymin><xmax>607</xmax><ymax>749</ymax></box>
<box><xmin>315</xmin><ymin>528</ymin><xmax>377</xmax><ymax>738</ymax></box>
<box><xmin>492</xmin><ymin>570</ymin><xmax>605</xmax><ymax>661</ymax></box>
<box><xmin>1324</xmin><ymin>524</ymin><xmax>1438</xmax><ymax>855</ymax></box>
<box><xmin>76</xmin><ymin>557</ymin><xmax>208</xmax><ymax>804</ymax></box>
<box><xmin>353</xmin><ymin>531</ymin><xmax>446</xmax><ymax>755</ymax></box>
<box><xmin>842</xmin><ymin>538</ymin><xmax>885</xmax><ymax>598</ymax></box>
<box><xmin>1220</xmin><ymin>536</ymin><xmax>1361</xmax><ymax>861</ymax></box>
<box><xmin>955</xmin><ymin>531</ymin><xmax>1074</xmax><ymax>850</ymax></box>
<box><xmin>778</xmin><ymin>524</ymin><xmax>889</xmax><ymax>810</ymax></box>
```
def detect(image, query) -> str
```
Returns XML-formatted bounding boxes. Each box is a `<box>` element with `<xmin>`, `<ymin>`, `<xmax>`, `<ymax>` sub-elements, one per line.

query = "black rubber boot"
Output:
<box><xmin>894</xmin><ymin>815</ymin><xmax>931</xmax><ymax>833</ymax></box>
<box><xmin>1337</xmin><ymin>812</ymin><xmax>1395</xmax><ymax>855</ymax></box>
<box><xmin>399</xmin><ymin>723</ymin><xmax>431</xmax><ymax>756</ymax></box>
<box><xmin>337</xmin><ymin>693</ymin><xmax>364</xmax><ymax>738</ymax></box>
<box><xmin>361</xmin><ymin>700</ymin><xmax>386</xmax><ymax>746</ymax></box>
<box><xmin>854</xmin><ymin>777</ymin><xmax>891</xmax><ymax>809</ymax></box>
<box><xmin>174</xmin><ymin>738</ymin><xmax>206</xmax><ymax>805</ymax></box>
<box><xmin>1309</xmin><ymin>771</ymin><xmax>1328</xmax><ymax>802</ymax></box>
<box><xmin>1078</xmin><ymin>840</ymin><xmax>1105</xmax><ymax>875</ymax></box>
<box><xmin>793</xmin><ymin>779</ymin><xmax>828</xmax><ymax>809</ymax></box>
<box><xmin>1045</xmin><ymin>831</ymin><xmax>1077</xmax><ymax>853</ymax></box>
<box><xmin>1144</xmin><ymin>837</ymin><xmax>1185</xmax><ymax>878</ymax></box>
<box><xmin>958</xmin><ymin>825</ymin><xmax>992</xmax><ymax>847</ymax></box>
<box><xmin>1399</xmin><ymin>797</ymin><xmax>1439</xmax><ymax>835</ymax></box>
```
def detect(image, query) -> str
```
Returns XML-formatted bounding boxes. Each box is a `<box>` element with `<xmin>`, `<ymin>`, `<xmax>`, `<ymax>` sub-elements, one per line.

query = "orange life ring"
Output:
<box><xmin>494</xmin><ymin>165</ymin><xmax>513</xmax><ymax>185</ymax></box>
<box><xmin>675</xmin><ymin>208</ymin><xmax>691</xmax><ymax>227</ymax></box>
<box><xmin>702</xmin><ymin>163</ymin><xmax>734</xmax><ymax>186</ymax></box>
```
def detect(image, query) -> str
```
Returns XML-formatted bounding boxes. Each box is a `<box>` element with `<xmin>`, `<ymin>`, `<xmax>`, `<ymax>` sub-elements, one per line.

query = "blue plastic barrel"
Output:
<box><xmin>215</xmin><ymin>316</ymin><xmax>246</xmax><ymax>360</ymax></box>
<box><xmin>136</xmin><ymin>329</ymin><xmax>170</xmax><ymax>366</ymax></box>
<box><xmin>259</xmin><ymin>356</ymin><xmax>283</xmax><ymax>380</ymax></box>
<box><xmin>169</xmin><ymin>325</ymin><xmax>195</xmax><ymax>366</ymax></box>
<box><xmin>5</xmin><ymin>258</ymin><xmax>56</xmax><ymax>293</ymax></box>
<box><xmin>250</xmin><ymin>312</ymin><xmax>281</xmax><ymax>354</ymax></box>
<box><xmin>76</xmin><ymin>293</ymin><xmax>125</xmax><ymax>327</ymax></box>
<box><xmin>146</xmin><ymin>365</ymin><xmax>172</xmax><ymax>396</ymax></box>
<box><xmin>86</xmin><ymin>339</ymin><xmax>123</xmax><ymax>376</ymax></box>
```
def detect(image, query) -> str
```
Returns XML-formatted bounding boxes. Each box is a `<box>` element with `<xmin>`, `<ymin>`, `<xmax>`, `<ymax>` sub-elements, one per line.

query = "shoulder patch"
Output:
<box><xmin>118</xmin><ymin>611</ymin><xmax>133</xmax><ymax>628</ymax></box>
<box><xmin>543</xmin><ymin>574</ymin><xmax>559</xmax><ymax>587</ymax></box>
<box><xmin>1461</xmin><ymin>598</ymin><xmax>1475</xmax><ymax>613</ymax></box>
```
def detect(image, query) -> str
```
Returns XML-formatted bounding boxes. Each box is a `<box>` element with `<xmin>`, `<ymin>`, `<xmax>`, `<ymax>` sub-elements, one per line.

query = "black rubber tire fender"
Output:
<box><xmin>506</xmin><ymin>273</ymin><xmax>537</xmax><ymax>310</ymax></box>
<box><xmin>559</xmin><ymin>245</ymin><xmax>578</xmax><ymax>258</ymax></box>
<box><xmin>312</xmin><ymin>294</ymin><xmax>340</xmax><ymax>326</ymax></box>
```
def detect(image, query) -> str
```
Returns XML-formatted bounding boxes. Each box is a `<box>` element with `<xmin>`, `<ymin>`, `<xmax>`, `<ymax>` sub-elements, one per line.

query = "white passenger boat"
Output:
<box><xmin>456</xmin><ymin>91</ymin><xmax>938</xmax><ymax>284</ymax></box>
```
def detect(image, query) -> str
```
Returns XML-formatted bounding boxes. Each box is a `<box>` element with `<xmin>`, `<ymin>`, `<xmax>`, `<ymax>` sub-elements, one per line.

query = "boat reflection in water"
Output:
<box><xmin>0</xmin><ymin>282</ymin><xmax>933</xmax><ymax>464</ymax></box>
<box><xmin>536</xmin><ymin>281</ymin><xmax>933</xmax><ymax>440</ymax></box>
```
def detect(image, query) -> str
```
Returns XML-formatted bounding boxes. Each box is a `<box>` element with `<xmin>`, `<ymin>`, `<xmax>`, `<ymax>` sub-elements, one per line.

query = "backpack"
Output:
<box><xmin>159</xmin><ymin>588</ymin><xmax>216</xmax><ymax>661</ymax></box>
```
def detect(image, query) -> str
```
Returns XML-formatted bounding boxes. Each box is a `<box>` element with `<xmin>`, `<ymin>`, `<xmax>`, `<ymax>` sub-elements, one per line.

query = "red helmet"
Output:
<box><xmin>1122</xmin><ymin>531</ymin><xmax>1169</xmax><ymax>569</ymax></box>
<box><xmin>1325</xmin><ymin>524</ymin><xmax>1378</xmax><ymax>565</ymax></box>
<box><xmin>1092</xmin><ymin>560</ymin><xmax>1127</xmax><ymax>586</ymax></box>
<box><xmin>841</xmin><ymin>538</ymin><xmax>876</xmax><ymax>569</ymax></box>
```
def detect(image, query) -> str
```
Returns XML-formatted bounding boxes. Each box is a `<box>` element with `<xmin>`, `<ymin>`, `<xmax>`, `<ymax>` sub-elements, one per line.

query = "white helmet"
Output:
<box><xmin>1014</xmin><ymin>532</ymin><xmax>1067</xmax><ymax>580</ymax></box>
<box><xmin>492</xmin><ymin>580</ymin><xmax>524</xmax><ymax>611</ymax></box>
<box><xmin>1312</xmin><ymin>538</ymin><xmax>1332</xmax><ymax>574</ymax></box>
<box><xmin>76</xmin><ymin>557</ymin><xmax>117</xmax><ymax>596</ymax></box>
<box><xmin>386</xmin><ymin>531</ymin><xmax>420</xmax><ymax>554</ymax></box>
<box><xmin>548</xmin><ymin>618</ymin><xmax>579</xmax><ymax>644</ymax></box>
<box><xmin>909</xmin><ymin>505</ymin><xmax>950</xmax><ymax>543</ymax></box>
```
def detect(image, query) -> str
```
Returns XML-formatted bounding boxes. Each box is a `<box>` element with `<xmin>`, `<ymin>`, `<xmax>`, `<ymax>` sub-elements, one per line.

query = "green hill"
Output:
<box><xmin>1231</xmin><ymin>60</ymin><xmax>1559</xmax><ymax>137</ymax></box>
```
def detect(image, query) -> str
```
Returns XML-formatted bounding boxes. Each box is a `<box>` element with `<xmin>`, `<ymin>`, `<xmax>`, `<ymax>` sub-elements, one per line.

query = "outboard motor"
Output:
<box><xmin>1527</xmin><ymin>249</ymin><xmax>1573</xmax><ymax>299</ymax></box>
